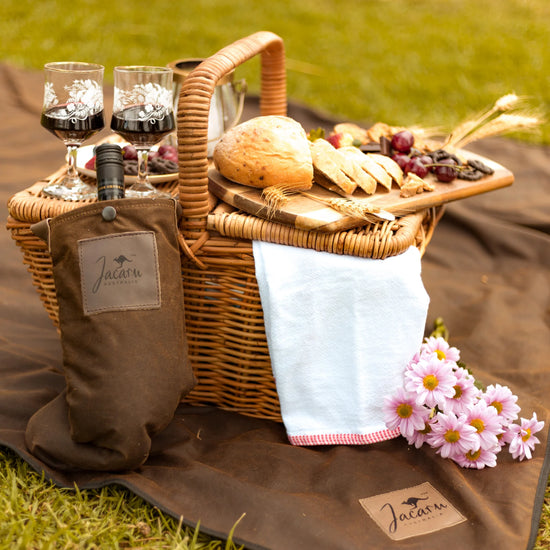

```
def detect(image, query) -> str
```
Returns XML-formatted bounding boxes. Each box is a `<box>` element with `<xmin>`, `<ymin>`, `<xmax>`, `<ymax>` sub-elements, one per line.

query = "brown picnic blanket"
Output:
<box><xmin>1</xmin><ymin>62</ymin><xmax>549</xmax><ymax>550</ymax></box>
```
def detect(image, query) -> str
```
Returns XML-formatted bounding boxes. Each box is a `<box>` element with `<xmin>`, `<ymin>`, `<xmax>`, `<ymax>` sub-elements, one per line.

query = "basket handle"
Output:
<box><xmin>176</xmin><ymin>31</ymin><xmax>286</xmax><ymax>238</ymax></box>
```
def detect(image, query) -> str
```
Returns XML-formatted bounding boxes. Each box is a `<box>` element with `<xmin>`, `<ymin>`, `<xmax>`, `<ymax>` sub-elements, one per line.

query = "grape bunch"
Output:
<box><xmin>390</xmin><ymin>130</ymin><xmax>459</xmax><ymax>183</ymax></box>
<box><xmin>388</xmin><ymin>130</ymin><xmax>493</xmax><ymax>183</ymax></box>
<box><xmin>85</xmin><ymin>144</ymin><xmax>178</xmax><ymax>175</ymax></box>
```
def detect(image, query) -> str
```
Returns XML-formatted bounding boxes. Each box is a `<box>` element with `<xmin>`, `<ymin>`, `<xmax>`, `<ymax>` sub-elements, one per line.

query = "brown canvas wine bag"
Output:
<box><xmin>25</xmin><ymin>198</ymin><xmax>196</xmax><ymax>471</ymax></box>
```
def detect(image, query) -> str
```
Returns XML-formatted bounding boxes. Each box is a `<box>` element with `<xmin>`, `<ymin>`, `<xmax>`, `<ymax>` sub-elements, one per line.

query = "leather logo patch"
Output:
<box><xmin>79</xmin><ymin>231</ymin><xmax>161</xmax><ymax>315</ymax></box>
<box><xmin>359</xmin><ymin>482</ymin><xmax>466</xmax><ymax>541</ymax></box>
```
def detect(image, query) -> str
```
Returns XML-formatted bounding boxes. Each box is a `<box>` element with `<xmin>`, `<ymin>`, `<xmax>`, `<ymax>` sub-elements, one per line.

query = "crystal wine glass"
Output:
<box><xmin>111</xmin><ymin>66</ymin><xmax>175</xmax><ymax>198</ymax></box>
<box><xmin>40</xmin><ymin>62</ymin><xmax>104</xmax><ymax>200</ymax></box>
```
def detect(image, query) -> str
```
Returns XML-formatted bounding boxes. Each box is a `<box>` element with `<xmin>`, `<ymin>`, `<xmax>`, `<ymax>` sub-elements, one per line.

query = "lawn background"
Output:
<box><xmin>1</xmin><ymin>0</ymin><xmax>549</xmax><ymax>143</ymax></box>
<box><xmin>1</xmin><ymin>0</ymin><xmax>549</xmax><ymax>548</ymax></box>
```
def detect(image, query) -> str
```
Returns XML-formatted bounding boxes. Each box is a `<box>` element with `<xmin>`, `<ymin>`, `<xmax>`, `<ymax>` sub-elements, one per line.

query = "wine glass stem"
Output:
<box><xmin>66</xmin><ymin>144</ymin><xmax>80</xmax><ymax>183</ymax></box>
<box><xmin>136</xmin><ymin>148</ymin><xmax>149</xmax><ymax>184</ymax></box>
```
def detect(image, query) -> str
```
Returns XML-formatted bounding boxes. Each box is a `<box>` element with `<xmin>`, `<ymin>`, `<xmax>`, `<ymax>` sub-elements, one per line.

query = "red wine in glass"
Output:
<box><xmin>41</xmin><ymin>104</ymin><xmax>104</xmax><ymax>145</ymax></box>
<box><xmin>112</xmin><ymin>65</ymin><xmax>174</xmax><ymax>198</ymax></box>
<box><xmin>110</xmin><ymin>104</ymin><xmax>175</xmax><ymax>148</ymax></box>
<box><xmin>40</xmin><ymin>61</ymin><xmax>104</xmax><ymax>201</ymax></box>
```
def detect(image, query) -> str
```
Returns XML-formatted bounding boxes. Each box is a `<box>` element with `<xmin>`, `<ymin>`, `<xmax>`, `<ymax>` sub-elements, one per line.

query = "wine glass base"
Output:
<box><xmin>125</xmin><ymin>187</ymin><xmax>172</xmax><ymax>199</ymax></box>
<box><xmin>42</xmin><ymin>180</ymin><xmax>97</xmax><ymax>201</ymax></box>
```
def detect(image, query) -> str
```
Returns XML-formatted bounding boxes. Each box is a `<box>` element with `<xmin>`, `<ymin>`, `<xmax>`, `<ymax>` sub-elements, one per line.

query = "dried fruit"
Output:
<box><xmin>467</xmin><ymin>158</ymin><xmax>494</xmax><ymax>175</ymax></box>
<box><xmin>457</xmin><ymin>167</ymin><xmax>484</xmax><ymax>181</ymax></box>
<box><xmin>149</xmin><ymin>157</ymin><xmax>178</xmax><ymax>174</ymax></box>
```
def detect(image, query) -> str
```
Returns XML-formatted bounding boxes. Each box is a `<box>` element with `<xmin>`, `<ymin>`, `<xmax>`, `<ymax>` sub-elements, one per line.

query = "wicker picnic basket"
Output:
<box><xmin>7</xmin><ymin>31</ymin><xmax>441</xmax><ymax>422</ymax></box>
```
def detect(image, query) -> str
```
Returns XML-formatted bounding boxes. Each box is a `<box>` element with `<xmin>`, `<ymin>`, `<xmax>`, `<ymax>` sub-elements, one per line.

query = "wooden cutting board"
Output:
<box><xmin>208</xmin><ymin>150</ymin><xmax>514</xmax><ymax>232</ymax></box>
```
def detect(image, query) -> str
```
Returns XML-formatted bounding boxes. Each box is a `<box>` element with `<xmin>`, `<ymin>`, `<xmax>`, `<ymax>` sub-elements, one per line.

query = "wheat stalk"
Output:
<box><xmin>444</xmin><ymin>93</ymin><xmax>523</xmax><ymax>147</ymax></box>
<box><xmin>261</xmin><ymin>185</ymin><xmax>295</xmax><ymax>218</ymax></box>
<box><xmin>444</xmin><ymin>93</ymin><xmax>543</xmax><ymax>149</ymax></box>
<box><xmin>449</xmin><ymin>113</ymin><xmax>542</xmax><ymax>149</ymax></box>
<box><xmin>300</xmin><ymin>192</ymin><xmax>393</xmax><ymax>223</ymax></box>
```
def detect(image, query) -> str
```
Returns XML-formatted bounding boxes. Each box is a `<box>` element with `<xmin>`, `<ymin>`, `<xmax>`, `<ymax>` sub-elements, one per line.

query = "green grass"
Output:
<box><xmin>0</xmin><ymin>448</ymin><xmax>242</xmax><ymax>549</ymax></box>
<box><xmin>1</xmin><ymin>446</ymin><xmax>549</xmax><ymax>549</ymax></box>
<box><xmin>0</xmin><ymin>0</ymin><xmax>548</xmax><ymax>143</ymax></box>
<box><xmin>1</xmin><ymin>0</ymin><xmax>549</xmax><ymax>547</ymax></box>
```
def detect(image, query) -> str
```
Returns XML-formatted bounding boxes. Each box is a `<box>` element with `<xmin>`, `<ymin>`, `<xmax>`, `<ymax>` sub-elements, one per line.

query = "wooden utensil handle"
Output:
<box><xmin>176</xmin><ymin>31</ymin><xmax>287</xmax><ymax>237</ymax></box>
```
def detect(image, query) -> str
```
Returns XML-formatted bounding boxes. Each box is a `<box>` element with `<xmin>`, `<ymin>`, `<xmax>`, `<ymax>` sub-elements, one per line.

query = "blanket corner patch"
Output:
<box><xmin>359</xmin><ymin>481</ymin><xmax>466</xmax><ymax>541</ymax></box>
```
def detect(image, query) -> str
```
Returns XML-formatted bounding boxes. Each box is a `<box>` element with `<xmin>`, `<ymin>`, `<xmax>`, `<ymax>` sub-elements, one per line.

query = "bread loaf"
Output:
<box><xmin>213</xmin><ymin>116</ymin><xmax>313</xmax><ymax>190</ymax></box>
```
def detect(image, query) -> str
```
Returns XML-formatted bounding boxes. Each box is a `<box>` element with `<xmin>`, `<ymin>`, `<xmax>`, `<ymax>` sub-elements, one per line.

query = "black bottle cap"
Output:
<box><xmin>96</xmin><ymin>143</ymin><xmax>125</xmax><ymax>200</ymax></box>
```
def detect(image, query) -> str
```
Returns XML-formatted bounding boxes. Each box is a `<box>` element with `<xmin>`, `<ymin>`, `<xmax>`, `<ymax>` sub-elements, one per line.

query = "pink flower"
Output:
<box><xmin>404</xmin><ymin>356</ymin><xmax>457</xmax><ymax>409</ymax></box>
<box><xmin>465</xmin><ymin>399</ymin><xmax>504</xmax><ymax>450</ymax></box>
<box><xmin>482</xmin><ymin>384</ymin><xmax>521</xmax><ymax>425</ymax></box>
<box><xmin>405</xmin><ymin>418</ymin><xmax>433</xmax><ymax>449</ymax></box>
<box><xmin>427</xmin><ymin>411</ymin><xmax>480</xmax><ymax>459</ymax></box>
<box><xmin>452</xmin><ymin>445</ymin><xmax>500</xmax><ymax>469</ymax></box>
<box><xmin>385</xmin><ymin>337</ymin><xmax>544</xmax><ymax>468</ymax></box>
<box><xmin>446</xmin><ymin>367</ymin><xmax>480</xmax><ymax>415</ymax></box>
<box><xmin>505</xmin><ymin>413</ymin><xmax>545</xmax><ymax>461</ymax></box>
<box><xmin>383</xmin><ymin>387</ymin><xmax>428</xmax><ymax>438</ymax></box>
<box><xmin>421</xmin><ymin>336</ymin><xmax>461</xmax><ymax>364</ymax></box>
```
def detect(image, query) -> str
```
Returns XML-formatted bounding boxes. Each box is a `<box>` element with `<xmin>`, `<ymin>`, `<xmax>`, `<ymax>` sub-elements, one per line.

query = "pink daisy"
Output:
<box><xmin>482</xmin><ymin>384</ymin><xmax>521</xmax><ymax>425</ymax></box>
<box><xmin>427</xmin><ymin>411</ymin><xmax>480</xmax><ymax>459</ymax></box>
<box><xmin>464</xmin><ymin>399</ymin><xmax>504</xmax><ymax>450</ymax></box>
<box><xmin>421</xmin><ymin>336</ymin><xmax>461</xmax><ymax>364</ymax></box>
<box><xmin>505</xmin><ymin>413</ymin><xmax>545</xmax><ymax>461</ymax></box>
<box><xmin>452</xmin><ymin>445</ymin><xmax>500</xmax><ymax>469</ymax></box>
<box><xmin>383</xmin><ymin>387</ymin><xmax>428</xmax><ymax>438</ymax></box>
<box><xmin>405</xmin><ymin>418</ymin><xmax>434</xmax><ymax>449</ymax></box>
<box><xmin>446</xmin><ymin>367</ymin><xmax>480</xmax><ymax>415</ymax></box>
<box><xmin>406</xmin><ymin>353</ymin><xmax>421</xmax><ymax>369</ymax></box>
<box><xmin>404</xmin><ymin>355</ymin><xmax>457</xmax><ymax>409</ymax></box>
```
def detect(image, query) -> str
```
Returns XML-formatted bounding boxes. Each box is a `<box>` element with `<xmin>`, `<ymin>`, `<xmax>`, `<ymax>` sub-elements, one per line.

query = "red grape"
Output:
<box><xmin>434</xmin><ymin>158</ymin><xmax>458</xmax><ymax>182</ymax></box>
<box><xmin>418</xmin><ymin>155</ymin><xmax>433</xmax><ymax>168</ymax></box>
<box><xmin>158</xmin><ymin>144</ymin><xmax>177</xmax><ymax>157</ymax></box>
<box><xmin>162</xmin><ymin>152</ymin><xmax>178</xmax><ymax>163</ymax></box>
<box><xmin>405</xmin><ymin>156</ymin><xmax>429</xmax><ymax>178</ymax></box>
<box><xmin>391</xmin><ymin>153</ymin><xmax>410</xmax><ymax>171</ymax></box>
<box><xmin>122</xmin><ymin>144</ymin><xmax>138</xmax><ymax>160</ymax></box>
<box><xmin>391</xmin><ymin>130</ymin><xmax>414</xmax><ymax>153</ymax></box>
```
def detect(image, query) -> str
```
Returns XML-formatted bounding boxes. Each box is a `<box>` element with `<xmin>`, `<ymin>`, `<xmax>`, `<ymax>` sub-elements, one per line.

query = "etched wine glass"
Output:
<box><xmin>40</xmin><ymin>62</ymin><xmax>104</xmax><ymax>200</ymax></box>
<box><xmin>111</xmin><ymin>66</ymin><xmax>175</xmax><ymax>198</ymax></box>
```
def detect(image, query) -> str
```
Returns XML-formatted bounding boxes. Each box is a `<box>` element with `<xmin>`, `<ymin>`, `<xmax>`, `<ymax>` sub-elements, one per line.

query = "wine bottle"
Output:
<box><xmin>96</xmin><ymin>143</ymin><xmax>125</xmax><ymax>200</ymax></box>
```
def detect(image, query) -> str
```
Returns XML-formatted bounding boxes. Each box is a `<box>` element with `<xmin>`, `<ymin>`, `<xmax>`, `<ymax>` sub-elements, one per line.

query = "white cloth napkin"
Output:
<box><xmin>253</xmin><ymin>242</ymin><xmax>429</xmax><ymax>446</ymax></box>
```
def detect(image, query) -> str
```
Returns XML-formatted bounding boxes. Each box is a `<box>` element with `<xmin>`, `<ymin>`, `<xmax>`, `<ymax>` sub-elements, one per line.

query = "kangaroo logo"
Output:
<box><xmin>359</xmin><ymin>482</ymin><xmax>466</xmax><ymax>541</ymax></box>
<box><xmin>113</xmin><ymin>254</ymin><xmax>133</xmax><ymax>268</ymax></box>
<box><xmin>80</xmin><ymin>232</ymin><xmax>160</xmax><ymax>314</ymax></box>
<box><xmin>402</xmin><ymin>496</ymin><xmax>429</xmax><ymax>509</ymax></box>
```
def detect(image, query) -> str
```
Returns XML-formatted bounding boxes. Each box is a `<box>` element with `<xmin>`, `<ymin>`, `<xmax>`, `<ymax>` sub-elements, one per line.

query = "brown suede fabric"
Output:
<box><xmin>25</xmin><ymin>198</ymin><xmax>196</xmax><ymax>471</ymax></box>
<box><xmin>1</xmin><ymin>63</ymin><xmax>550</xmax><ymax>549</ymax></box>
